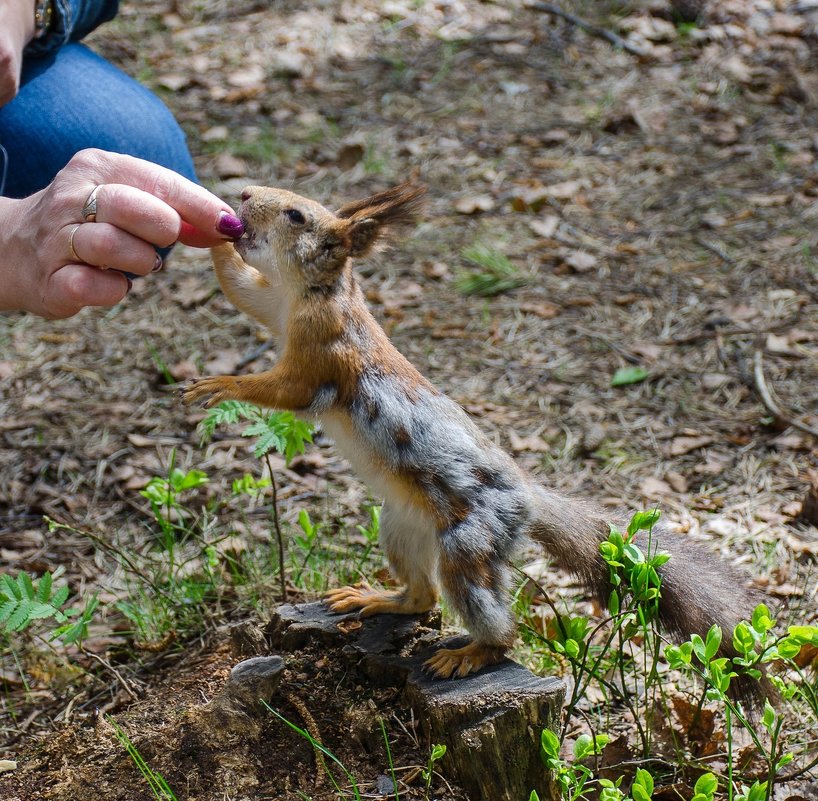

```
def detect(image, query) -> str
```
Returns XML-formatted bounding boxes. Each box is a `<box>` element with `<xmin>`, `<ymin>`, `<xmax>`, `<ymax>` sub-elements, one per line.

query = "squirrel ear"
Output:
<box><xmin>346</xmin><ymin>217</ymin><xmax>381</xmax><ymax>257</ymax></box>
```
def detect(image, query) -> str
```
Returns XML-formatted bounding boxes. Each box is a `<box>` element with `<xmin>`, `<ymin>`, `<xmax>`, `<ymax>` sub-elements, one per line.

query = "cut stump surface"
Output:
<box><xmin>271</xmin><ymin>602</ymin><xmax>565</xmax><ymax>801</ymax></box>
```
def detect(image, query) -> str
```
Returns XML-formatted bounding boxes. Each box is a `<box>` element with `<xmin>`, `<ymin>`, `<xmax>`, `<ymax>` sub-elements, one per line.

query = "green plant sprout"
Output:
<box><xmin>0</xmin><ymin>567</ymin><xmax>98</xmax><ymax>646</ymax></box>
<box><xmin>456</xmin><ymin>242</ymin><xmax>527</xmax><ymax>296</ymax></box>
<box><xmin>525</xmin><ymin>508</ymin><xmax>818</xmax><ymax>800</ymax></box>
<box><xmin>422</xmin><ymin>742</ymin><xmax>447</xmax><ymax>799</ymax></box>
<box><xmin>199</xmin><ymin>399</ymin><xmax>313</xmax><ymax>601</ymax></box>
<box><xmin>108</xmin><ymin>715</ymin><xmax>178</xmax><ymax>801</ymax></box>
<box><xmin>263</xmin><ymin>701</ymin><xmax>363</xmax><ymax>800</ymax></box>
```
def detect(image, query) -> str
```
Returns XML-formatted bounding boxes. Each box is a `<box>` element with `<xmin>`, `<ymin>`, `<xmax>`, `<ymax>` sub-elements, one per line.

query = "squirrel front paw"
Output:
<box><xmin>182</xmin><ymin>376</ymin><xmax>233</xmax><ymax>407</ymax></box>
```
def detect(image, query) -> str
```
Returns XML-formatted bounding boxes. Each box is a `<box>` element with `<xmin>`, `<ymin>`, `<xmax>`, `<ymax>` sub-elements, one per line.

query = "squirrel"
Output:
<box><xmin>184</xmin><ymin>183</ymin><xmax>763</xmax><ymax>692</ymax></box>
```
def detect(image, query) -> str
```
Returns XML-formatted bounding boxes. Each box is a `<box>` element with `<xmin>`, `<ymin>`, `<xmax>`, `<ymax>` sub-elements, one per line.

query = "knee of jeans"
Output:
<box><xmin>2</xmin><ymin>44</ymin><xmax>198</xmax><ymax>197</ymax></box>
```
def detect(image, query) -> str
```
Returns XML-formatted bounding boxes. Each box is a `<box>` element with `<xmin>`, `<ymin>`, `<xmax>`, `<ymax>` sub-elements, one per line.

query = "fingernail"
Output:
<box><xmin>217</xmin><ymin>211</ymin><xmax>244</xmax><ymax>239</ymax></box>
<box><xmin>152</xmin><ymin>254</ymin><xmax>164</xmax><ymax>272</ymax></box>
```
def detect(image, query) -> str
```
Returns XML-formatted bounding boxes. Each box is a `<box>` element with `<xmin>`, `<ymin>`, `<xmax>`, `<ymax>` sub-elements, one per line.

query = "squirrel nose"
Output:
<box><xmin>241</xmin><ymin>189</ymin><xmax>252</xmax><ymax>202</ymax></box>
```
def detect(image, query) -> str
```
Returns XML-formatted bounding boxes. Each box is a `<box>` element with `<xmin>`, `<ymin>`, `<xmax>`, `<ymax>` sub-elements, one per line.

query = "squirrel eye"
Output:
<box><xmin>284</xmin><ymin>208</ymin><xmax>306</xmax><ymax>225</ymax></box>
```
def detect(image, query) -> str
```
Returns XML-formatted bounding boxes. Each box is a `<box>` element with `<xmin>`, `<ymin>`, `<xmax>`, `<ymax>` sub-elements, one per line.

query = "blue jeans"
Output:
<box><xmin>0</xmin><ymin>43</ymin><xmax>196</xmax><ymax>199</ymax></box>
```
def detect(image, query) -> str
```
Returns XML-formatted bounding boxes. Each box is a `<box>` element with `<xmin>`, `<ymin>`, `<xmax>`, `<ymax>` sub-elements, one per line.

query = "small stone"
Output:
<box><xmin>225</xmin><ymin>656</ymin><xmax>284</xmax><ymax>706</ymax></box>
<box><xmin>375</xmin><ymin>775</ymin><xmax>397</xmax><ymax>795</ymax></box>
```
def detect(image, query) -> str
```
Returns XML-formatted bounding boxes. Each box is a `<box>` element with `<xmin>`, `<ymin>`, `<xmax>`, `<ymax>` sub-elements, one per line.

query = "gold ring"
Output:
<box><xmin>82</xmin><ymin>185</ymin><xmax>100</xmax><ymax>222</ymax></box>
<box><xmin>68</xmin><ymin>224</ymin><xmax>82</xmax><ymax>262</ymax></box>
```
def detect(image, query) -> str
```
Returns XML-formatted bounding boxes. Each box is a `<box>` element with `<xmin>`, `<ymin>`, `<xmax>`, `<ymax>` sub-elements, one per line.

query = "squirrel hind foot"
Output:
<box><xmin>323</xmin><ymin>582</ymin><xmax>435</xmax><ymax>617</ymax></box>
<box><xmin>424</xmin><ymin>642</ymin><xmax>507</xmax><ymax>679</ymax></box>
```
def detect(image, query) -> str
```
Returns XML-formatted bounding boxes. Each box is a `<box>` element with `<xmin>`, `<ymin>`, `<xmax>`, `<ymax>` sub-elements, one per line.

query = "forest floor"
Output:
<box><xmin>1</xmin><ymin>1</ymin><xmax>818</xmax><ymax>799</ymax></box>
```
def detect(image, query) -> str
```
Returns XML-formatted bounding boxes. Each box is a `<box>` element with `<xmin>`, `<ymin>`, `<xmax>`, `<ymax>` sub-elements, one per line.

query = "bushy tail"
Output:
<box><xmin>527</xmin><ymin>486</ymin><xmax>770</xmax><ymax>709</ymax></box>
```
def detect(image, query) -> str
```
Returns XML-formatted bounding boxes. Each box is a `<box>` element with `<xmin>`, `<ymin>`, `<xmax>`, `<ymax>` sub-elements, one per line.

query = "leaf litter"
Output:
<box><xmin>1</xmin><ymin>0</ymin><xmax>818</xmax><ymax>798</ymax></box>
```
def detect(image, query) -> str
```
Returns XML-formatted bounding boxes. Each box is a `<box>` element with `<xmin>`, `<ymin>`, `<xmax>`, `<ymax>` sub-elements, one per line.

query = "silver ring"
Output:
<box><xmin>81</xmin><ymin>185</ymin><xmax>100</xmax><ymax>222</ymax></box>
<box><xmin>68</xmin><ymin>224</ymin><xmax>82</xmax><ymax>262</ymax></box>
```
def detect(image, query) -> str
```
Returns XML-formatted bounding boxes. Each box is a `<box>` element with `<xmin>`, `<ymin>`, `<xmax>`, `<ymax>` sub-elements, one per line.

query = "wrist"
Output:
<box><xmin>33</xmin><ymin>0</ymin><xmax>53</xmax><ymax>40</ymax></box>
<box><xmin>0</xmin><ymin>196</ymin><xmax>34</xmax><ymax>314</ymax></box>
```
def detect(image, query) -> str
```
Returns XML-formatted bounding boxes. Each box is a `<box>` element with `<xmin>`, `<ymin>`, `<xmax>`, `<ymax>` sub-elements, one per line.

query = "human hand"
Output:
<box><xmin>0</xmin><ymin>0</ymin><xmax>35</xmax><ymax>106</ymax></box>
<box><xmin>0</xmin><ymin>148</ymin><xmax>245</xmax><ymax>319</ymax></box>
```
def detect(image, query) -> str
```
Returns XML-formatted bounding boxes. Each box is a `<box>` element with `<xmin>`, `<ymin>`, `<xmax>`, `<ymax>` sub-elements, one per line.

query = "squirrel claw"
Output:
<box><xmin>182</xmin><ymin>377</ymin><xmax>226</xmax><ymax>408</ymax></box>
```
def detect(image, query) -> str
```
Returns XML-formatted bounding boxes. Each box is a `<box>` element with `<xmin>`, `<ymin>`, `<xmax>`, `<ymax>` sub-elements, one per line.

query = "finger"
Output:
<box><xmin>66</xmin><ymin>221</ymin><xmax>160</xmax><ymax>276</ymax></box>
<box><xmin>71</xmin><ymin>149</ymin><xmax>241</xmax><ymax>246</ymax></box>
<box><xmin>92</xmin><ymin>184</ymin><xmax>182</xmax><ymax>248</ymax></box>
<box><xmin>45</xmin><ymin>264</ymin><xmax>129</xmax><ymax>319</ymax></box>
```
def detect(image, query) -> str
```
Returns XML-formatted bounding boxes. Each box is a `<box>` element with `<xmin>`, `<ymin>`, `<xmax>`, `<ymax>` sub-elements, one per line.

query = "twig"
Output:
<box><xmin>80</xmin><ymin>646</ymin><xmax>140</xmax><ymax>702</ymax></box>
<box><xmin>528</xmin><ymin>1</ymin><xmax>649</xmax><ymax>58</ymax></box>
<box><xmin>695</xmin><ymin>236</ymin><xmax>735</xmax><ymax>265</ymax></box>
<box><xmin>236</xmin><ymin>339</ymin><xmax>275</xmax><ymax>369</ymax></box>
<box><xmin>264</xmin><ymin>453</ymin><xmax>288</xmax><ymax>603</ymax></box>
<box><xmin>664</xmin><ymin>314</ymin><xmax>803</xmax><ymax>345</ymax></box>
<box><xmin>285</xmin><ymin>693</ymin><xmax>325</xmax><ymax>789</ymax></box>
<box><xmin>753</xmin><ymin>349</ymin><xmax>818</xmax><ymax>439</ymax></box>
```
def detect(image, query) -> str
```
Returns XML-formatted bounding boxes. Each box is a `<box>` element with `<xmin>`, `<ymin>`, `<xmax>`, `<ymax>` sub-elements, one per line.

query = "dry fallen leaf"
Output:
<box><xmin>204</xmin><ymin>349</ymin><xmax>242</xmax><ymax>374</ymax></box>
<box><xmin>214</xmin><ymin>153</ymin><xmax>249</xmax><ymax>179</ymax></box>
<box><xmin>564</xmin><ymin>251</ymin><xmax>597</xmax><ymax>273</ymax></box>
<box><xmin>336</xmin><ymin>619</ymin><xmax>363</xmax><ymax>635</ymax></box>
<box><xmin>518</xmin><ymin>301</ymin><xmax>560</xmax><ymax>319</ymax></box>
<box><xmin>747</xmin><ymin>193</ymin><xmax>790</xmax><ymax>207</ymax></box>
<box><xmin>665</xmin><ymin>471</ymin><xmax>688</xmax><ymax>494</ymax></box>
<box><xmin>640</xmin><ymin>476</ymin><xmax>672</xmax><ymax>497</ymax></box>
<box><xmin>423</xmin><ymin>261</ymin><xmax>449</xmax><ymax>280</ymax></box>
<box><xmin>529</xmin><ymin>215</ymin><xmax>559</xmax><ymax>238</ymax></box>
<box><xmin>508</xmin><ymin>430</ymin><xmax>550</xmax><ymax>453</ymax></box>
<box><xmin>668</xmin><ymin>435</ymin><xmax>714</xmax><ymax>456</ymax></box>
<box><xmin>454</xmin><ymin>194</ymin><xmax>495</xmax><ymax>214</ymax></box>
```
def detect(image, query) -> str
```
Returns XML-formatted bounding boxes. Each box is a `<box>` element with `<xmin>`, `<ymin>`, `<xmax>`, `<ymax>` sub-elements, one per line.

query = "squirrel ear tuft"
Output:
<box><xmin>337</xmin><ymin>183</ymin><xmax>427</xmax><ymax>257</ymax></box>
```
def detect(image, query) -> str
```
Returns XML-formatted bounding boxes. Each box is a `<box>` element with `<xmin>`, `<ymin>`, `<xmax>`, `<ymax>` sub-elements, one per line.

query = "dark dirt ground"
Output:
<box><xmin>1</xmin><ymin>1</ymin><xmax>818</xmax><ymax>798</ymax></box>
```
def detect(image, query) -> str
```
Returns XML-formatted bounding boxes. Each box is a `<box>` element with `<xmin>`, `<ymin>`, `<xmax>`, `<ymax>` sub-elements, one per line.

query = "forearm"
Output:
<box><xmin>0</xmin><ymin>1</ymin><xmax>36</xmax><ymax>105</ymax></box>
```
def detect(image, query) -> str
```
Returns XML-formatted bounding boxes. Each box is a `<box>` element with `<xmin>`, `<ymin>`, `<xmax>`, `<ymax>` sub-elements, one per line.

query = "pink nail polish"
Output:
<box><xmin>217</xmin><ymin>211</ymin><xmax>244</xmax><ymax>239</ymax></box>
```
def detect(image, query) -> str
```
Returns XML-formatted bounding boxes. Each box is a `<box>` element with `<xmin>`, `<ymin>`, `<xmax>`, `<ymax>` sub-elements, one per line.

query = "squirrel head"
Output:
<box><xmin>235</xmin><ymin>183</ymin><xmax>426</xmax><ymax>293</ymax></box>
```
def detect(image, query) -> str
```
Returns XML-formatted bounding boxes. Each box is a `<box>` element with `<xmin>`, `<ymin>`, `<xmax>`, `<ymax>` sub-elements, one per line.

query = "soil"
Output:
<box><xmin>2</xmin><ymin>0</ymin><xmax>818</xmax><ymax>798</ymax></box>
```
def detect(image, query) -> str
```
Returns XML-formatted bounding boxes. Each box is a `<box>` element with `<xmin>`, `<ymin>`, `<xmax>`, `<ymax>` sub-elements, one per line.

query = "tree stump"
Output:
<box><xmin>271</xmin><ymin>602</ymin><xmax>565</xmax><ymax>801</ymax></box>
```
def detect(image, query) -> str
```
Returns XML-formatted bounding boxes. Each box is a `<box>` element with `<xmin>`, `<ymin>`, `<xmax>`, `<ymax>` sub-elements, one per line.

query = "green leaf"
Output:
<box><xmin>611</xmin><ymin>366</ymin><xmax>649</xmax><ymax>387</ymax></box>
<box><xmin>691</xmin><ymin>633</ymin><xmax>706</xmax><ymax>663</ymax></box>
<box><xmin>0</xmin><ymin>599</ymin><xmax>19</xmax><ymax>625</ymax></box>
<box><xmin>777</xmin><ymin>637</ymin><xmax>802</xmax><ymax>660</ymax></box>
<box><xmin>16</xmin><ymin>571</ymin><xmax>34</xmax><ymax>600</ymax></box>
<box><xmin>633</xmin><ymin>768</ymin><xmax>654</xmax><ymax>797</ymax></box>
<box><xmin>626</xmin><ymin>509</ymin><xmax>661</xmax><ymax>536</ymax></box>
<box><xmin>37</xmin><ymin>572</ymin><xmax>53</xmax><ymax>603</ymax></box>
<box><xmin>787</xmin><ymin>624</ymin><xmax>818</xmax><ymax>645</ymax></box>
<box><xmin>28</xmin><ymin>602</ymin><xmax>58</xmax><ymax>620</ymax></box>
<box><xmin>608</xmin><ymin>589</ymin><xmax>620</xmax><ymax>616</ymax></box>
<box><xmin>0</xmin><ymin>573</ymin><xmax>19</xmax><ymax>600</ymax></box>
<box><xmin>50</xmin><ymin>584</ymin><xmax>70</xmax><ymax>608</ymax></box>
<box><xmin>693</xmin><ymin>772</ymin><xmax>718</xmax><ymax>797</ymax></box>
<box><xmin>732</xmin><ymin>621</ymin><xmax>756</xmax><ymax>656</ymax></box>
<box><xmin>751</xmin><ymin>603</ymin><xmax>774</xmax><ymax>634</ymax></box>
<box><xmin>704</xmin><ymin>625</ymin><xmax>722</xmax><ymax>660</ymax></box>
<box><xmin>541</xmin><ymin>728</ymin><xmax>560</xmax><ymax>760</ymax></box>
<box><xmin>176</xmin><ymin>469</ymin><xmax>209</xmax><ymax>491</ymax></box>
<box><xmin>762</xmin><ymin>700</ymin><xmax>775</xmax><ymax>732</ymax></box>
<box><xmin>7</xmin><ymin>599</ymin><xmax>33</xmax><ymax>631</ymax></box>
<box><xmin>573</xmin><ymin>733</ymin><xmax>594</xmax><ymax>761</ymax></box>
